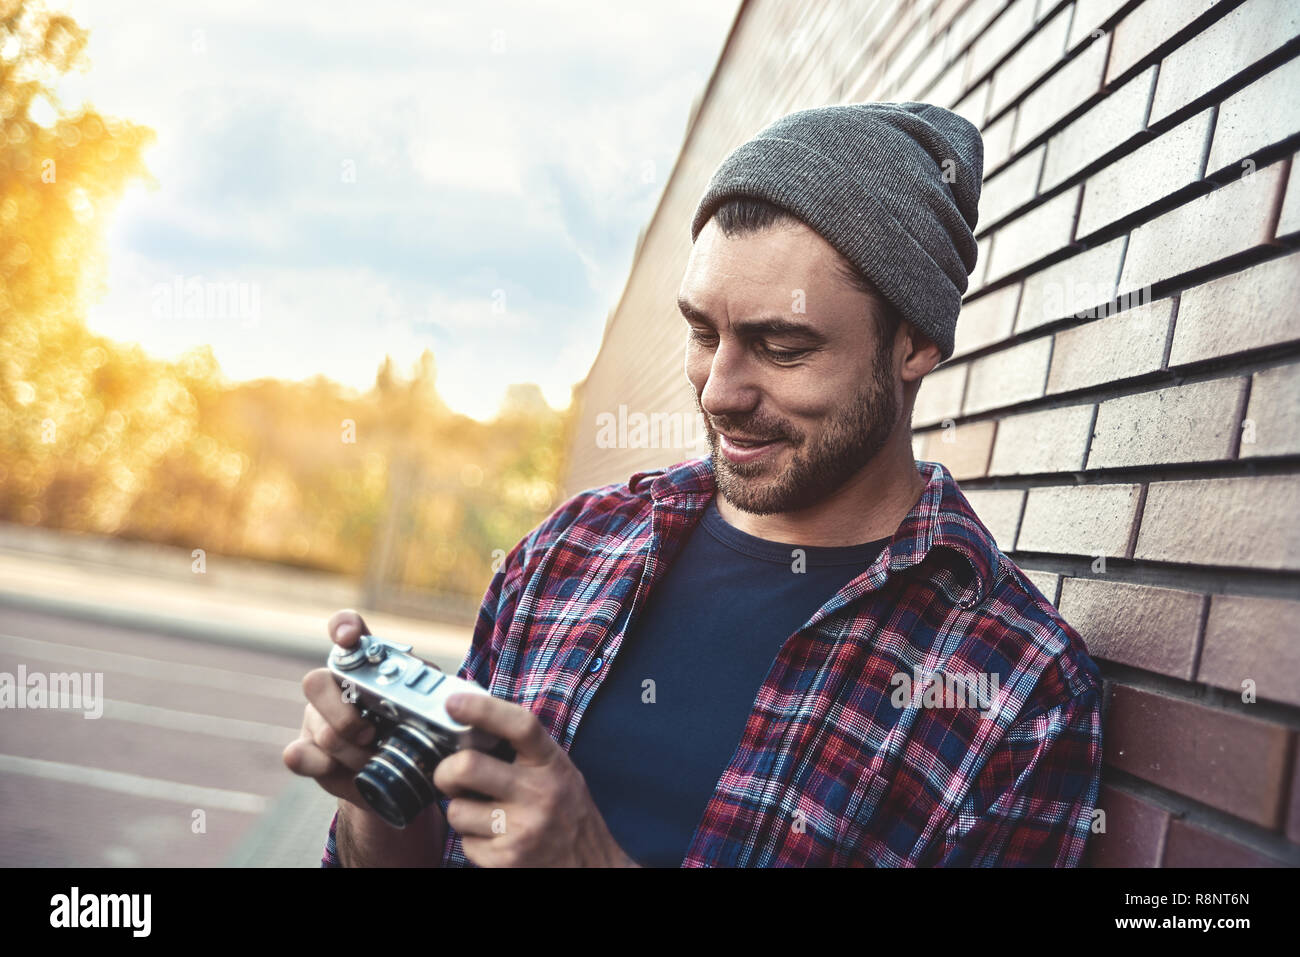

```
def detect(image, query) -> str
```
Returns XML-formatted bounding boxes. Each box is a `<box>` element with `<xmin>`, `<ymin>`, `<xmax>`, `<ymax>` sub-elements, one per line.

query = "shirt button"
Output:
<box><xmin>588</xmin><ymin>657</ymin><xmax>604</xmax><ymax>673</ymax></box>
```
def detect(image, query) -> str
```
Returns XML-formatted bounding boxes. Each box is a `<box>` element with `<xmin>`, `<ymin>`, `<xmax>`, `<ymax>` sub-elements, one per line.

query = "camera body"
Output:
<box><xmin>328</xmin><ymin>634</ymin><xmax>514</xmax><ymax>828</ymax></box>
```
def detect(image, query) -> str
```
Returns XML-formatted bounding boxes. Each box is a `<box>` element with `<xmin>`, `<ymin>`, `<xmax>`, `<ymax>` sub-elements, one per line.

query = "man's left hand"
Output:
<box><xmin>433</xmin><ymin>692</ymin><xmax>638</xmax><ymax>868</ymax></box>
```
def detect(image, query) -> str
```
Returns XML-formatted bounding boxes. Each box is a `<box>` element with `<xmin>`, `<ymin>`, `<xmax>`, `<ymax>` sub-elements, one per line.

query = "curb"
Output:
<box><xmin>0</xmin><ymin>590</ymin><xmax>330</xmax><ymax>666</ymax></box>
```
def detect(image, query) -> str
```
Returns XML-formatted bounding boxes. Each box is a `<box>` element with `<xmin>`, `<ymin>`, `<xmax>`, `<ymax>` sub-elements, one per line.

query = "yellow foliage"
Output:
<box><xmin>0</xmin><ymin>2</ymin><xmax>571</xmax><ymax>610</ymax></box>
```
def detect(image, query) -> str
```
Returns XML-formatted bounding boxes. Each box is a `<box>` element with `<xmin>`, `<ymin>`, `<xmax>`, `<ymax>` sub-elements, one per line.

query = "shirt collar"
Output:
<box><xmin>632</xmin><ymin>454</ymin><xmax>999</xmax><ymax>608</ymax></box>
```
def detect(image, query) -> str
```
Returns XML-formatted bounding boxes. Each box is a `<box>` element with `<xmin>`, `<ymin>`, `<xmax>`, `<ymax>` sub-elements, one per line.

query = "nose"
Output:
<box><xmin>696</xmin><ymin>338</ymin><xmax>760</xmax><ymax>420</ymax></box>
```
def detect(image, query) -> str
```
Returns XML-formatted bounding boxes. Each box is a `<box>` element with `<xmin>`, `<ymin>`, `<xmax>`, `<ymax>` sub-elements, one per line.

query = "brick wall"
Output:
<box><xmin>561</xmin><ymin>0</ymin><xmax>1300</xmax><ymax>866</ymax></box>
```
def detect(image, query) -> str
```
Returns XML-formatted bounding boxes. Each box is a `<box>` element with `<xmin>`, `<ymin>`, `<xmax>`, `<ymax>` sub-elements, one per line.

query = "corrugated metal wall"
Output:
<box><xmin>562</xmin><ymin>0</ymin><xmax>1300</xmax><ymax>866</ymax></box>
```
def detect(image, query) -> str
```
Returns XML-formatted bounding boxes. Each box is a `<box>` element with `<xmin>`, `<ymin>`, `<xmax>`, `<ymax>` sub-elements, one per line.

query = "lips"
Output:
<box><xmin>717</xmin><ymin>431</ymin><xmax>785</xmax><ymax>464</ymax></box>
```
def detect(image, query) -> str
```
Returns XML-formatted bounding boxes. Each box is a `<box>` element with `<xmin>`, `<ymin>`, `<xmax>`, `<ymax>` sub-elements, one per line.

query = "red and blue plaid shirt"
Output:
<box><xmin>322</xmin><ymin>456</ymin><xmax>1103</xmax><ymax>867</ymax></box>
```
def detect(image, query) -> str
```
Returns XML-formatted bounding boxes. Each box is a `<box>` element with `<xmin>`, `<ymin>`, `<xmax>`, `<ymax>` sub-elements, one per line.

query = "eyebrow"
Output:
<box><xmin>676</xmin><ymin>296</ymin><xmax>828</xmax><ymax>342</ymax></box>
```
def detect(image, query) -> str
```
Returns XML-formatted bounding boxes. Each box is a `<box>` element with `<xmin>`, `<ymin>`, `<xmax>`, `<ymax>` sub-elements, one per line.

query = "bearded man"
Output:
<box><xmin>295</xmin><ymin>102</ymin><xmax>1104</xmax><ymax>868</ymax></box>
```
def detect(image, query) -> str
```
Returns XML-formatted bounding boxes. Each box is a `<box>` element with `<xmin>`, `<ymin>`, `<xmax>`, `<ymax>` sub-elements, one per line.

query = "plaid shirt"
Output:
<box><xmin>322</xmin><ymin>456</ymin><xmax>1103</xmax><ymax>867</ymax></box>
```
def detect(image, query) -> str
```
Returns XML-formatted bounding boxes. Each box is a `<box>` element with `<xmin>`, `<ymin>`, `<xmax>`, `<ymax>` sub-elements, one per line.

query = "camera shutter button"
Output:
<box><xmin>377</xmin><ymin>658</ymin><xmax>403</xmax><ymax>684</ymax></box>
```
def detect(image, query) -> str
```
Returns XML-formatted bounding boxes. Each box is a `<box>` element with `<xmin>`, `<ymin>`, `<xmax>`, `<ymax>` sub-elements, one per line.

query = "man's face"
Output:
<box><xmin>679</xmin><ymin>217</ymin><xmax>903</xmax><ymax>516</ymax></box>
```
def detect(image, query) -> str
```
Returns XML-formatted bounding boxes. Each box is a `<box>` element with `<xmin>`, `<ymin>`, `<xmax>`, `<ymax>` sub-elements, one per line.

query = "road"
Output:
<box><xmin>0</xmin><ymin>606</ymin><xmax>340</xmax><ymax>867</ymax></box>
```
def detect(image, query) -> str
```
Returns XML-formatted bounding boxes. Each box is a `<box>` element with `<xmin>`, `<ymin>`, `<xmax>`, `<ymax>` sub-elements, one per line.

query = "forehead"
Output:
<box><xmin>678</xmin><ymin>218</ymin><xmax>862</xmax><ymax>316</ymax></box>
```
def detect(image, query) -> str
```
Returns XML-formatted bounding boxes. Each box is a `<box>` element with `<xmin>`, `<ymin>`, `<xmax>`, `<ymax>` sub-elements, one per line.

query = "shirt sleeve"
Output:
<box><xmin>321</xmin><ymin>808</ymin><xmax>340</xmax><ymax>867</ymax></box>
<box><xmin>929</xmin><ymin>686</ymin><xmax>1103</xmax><ymax>867</ymax></box>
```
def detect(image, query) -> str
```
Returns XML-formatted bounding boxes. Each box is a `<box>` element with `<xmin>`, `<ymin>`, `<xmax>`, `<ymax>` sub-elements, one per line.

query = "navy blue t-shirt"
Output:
<box><xmin>567</xmin><ymin>495</ymin><xmax>889</xmax><ymax>867</ymax></box>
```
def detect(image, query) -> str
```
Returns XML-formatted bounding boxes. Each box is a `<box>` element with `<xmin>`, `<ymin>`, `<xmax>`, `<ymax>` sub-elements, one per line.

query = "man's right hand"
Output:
<box><xmin>282</xmin><ymin>609</ymin><xmax>445</xmax><ymax>866</ymax></box>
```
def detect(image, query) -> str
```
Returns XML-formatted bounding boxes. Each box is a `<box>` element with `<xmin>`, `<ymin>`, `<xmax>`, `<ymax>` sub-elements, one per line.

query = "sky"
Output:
<box><xmin>50</xmin><ymin>0</ymin><xmax>740</xmax><ymax>419</ymax></box>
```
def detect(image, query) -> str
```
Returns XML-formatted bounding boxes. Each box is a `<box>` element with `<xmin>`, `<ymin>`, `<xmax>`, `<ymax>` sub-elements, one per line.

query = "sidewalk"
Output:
<box><xmin>0</xmin><ymin>522</ymin><xmax>475</xmax><ymax>673</ymax></box>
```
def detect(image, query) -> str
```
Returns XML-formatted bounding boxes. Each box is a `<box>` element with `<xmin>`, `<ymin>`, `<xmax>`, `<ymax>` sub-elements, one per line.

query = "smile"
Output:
<box><xmin>719</xmin><ymin>433</ymin><xmax>785</xmax><ymax>463</ymax></box>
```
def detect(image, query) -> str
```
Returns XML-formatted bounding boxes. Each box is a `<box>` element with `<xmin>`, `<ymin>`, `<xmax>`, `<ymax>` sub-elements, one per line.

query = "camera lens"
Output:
<box><xmin>355</xmin><ymin>724</ymin><xmax>451</xmax><ymax>828</ymax></box>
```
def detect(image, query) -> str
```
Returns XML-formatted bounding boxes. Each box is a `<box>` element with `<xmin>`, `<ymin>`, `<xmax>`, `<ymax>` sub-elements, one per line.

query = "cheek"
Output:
<box><xmin>684</xmin><ymin>344</ymin><xmax>709</xmax><ymax>389</ymax></box>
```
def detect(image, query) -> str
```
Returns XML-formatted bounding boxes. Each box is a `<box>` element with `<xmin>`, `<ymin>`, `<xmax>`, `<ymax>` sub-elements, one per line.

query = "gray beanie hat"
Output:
<box><xmin>689</xmin><ymin>102</ymin><xmax>983</xmax><ymax>359</ymax></box>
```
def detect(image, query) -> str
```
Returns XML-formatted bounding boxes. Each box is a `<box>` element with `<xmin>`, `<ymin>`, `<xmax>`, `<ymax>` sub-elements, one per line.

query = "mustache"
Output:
<box><xmin>705</xmin><ymin>418</ymin><xmax>790</xmax><ymax>441</ymax></box>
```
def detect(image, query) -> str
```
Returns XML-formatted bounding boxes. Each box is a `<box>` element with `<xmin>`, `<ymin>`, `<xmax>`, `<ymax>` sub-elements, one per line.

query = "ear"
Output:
<box><xmin>898</xmin><ymin>323</ymin><xmax>943</xmax><ymax>385</ymax></box>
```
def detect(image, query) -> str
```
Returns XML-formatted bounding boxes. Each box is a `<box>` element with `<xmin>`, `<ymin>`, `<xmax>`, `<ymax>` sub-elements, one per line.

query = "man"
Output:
<box><xmin>289</xmin><ymin>102</ymin><xmax>1103</xmax><ymax>867</ymax></box>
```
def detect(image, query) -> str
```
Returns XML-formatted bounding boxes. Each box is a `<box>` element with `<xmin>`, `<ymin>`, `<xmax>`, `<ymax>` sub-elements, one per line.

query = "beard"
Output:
<box><xmin>694</xmin><ymin>347</ymin><xmax>899</xmax><ymax>515</ymax></box>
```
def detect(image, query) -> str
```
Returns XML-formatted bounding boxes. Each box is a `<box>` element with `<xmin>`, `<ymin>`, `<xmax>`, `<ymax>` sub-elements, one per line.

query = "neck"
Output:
<box><xmin>712</xmin><ymin>430</ymin><xmax>926</xmax><ymax>547</ymax></box>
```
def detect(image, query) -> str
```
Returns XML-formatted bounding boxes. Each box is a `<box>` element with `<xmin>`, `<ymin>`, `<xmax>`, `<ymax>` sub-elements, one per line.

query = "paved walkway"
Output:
<box><xmin>0</xmin><ymin>526</ymin><xmax>475</xmax><ymax>673</ymax></box>
<box><xmin>0</xmin><ymin>524</ymin><xmax>478</xmax><ymax>867</ymax></box>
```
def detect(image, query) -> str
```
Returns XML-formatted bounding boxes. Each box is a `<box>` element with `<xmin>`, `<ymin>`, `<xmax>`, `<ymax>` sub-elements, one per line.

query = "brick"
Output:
<box><xmin>968</xmin><ymin>233</ymin><xmax>992</xmax><ymax>294</ymax></box>
<box><xmin>989</xmin><ymin>403</ymin><xmax>1095</xmax><ymax>475</ymax></box>
<box><xmin>1207</xmin><ymin>55</ymin><xmax>1300</xmax><ymax>175</ymax></box>
<box><xmin>987</xmin><ymin>5</ymin><xmax>1072</xmax><ymax>117</ymax></box>
<box><xmin>961</xmin><ymin>488</ymin><xmax>1025</xmax><ymax>551</ymax></box>
<box><xmin>933</xmin><ymin>0</ymin><xmax>970</xmax><ymax>36</ymax></box>
<box><xmin>1104</xmin><ymin>684</ymin><xmax>1292</xmax><ymax>828</ymax></box>
<box><xmin>954</xmin><ymin>283</ymin><xmax>1020</xmax><ymax>357</ymax></box>
<box><xmin>1067</xmin><ymin>0</ymin><xmax>1131</xmax><ymax>51</ymax></box>
<box><xmin>1077</xmin><ymin>109</ymin><xmax>1212</xmax><ymax>238</ymax></box>
<box><xmin>1040</xmin><ymin>66</ymin><xmax>1154</xmax><ymax>191</ymax></box>
<box><xmin>1083</xmin><ymin>785</ymin><xmax>1169</xmax><ymax>868</ymax></box>
<box><xmin>889</xmin><ymin>28</ymin><xmax>943</xmax><ymax>102</ymax></box>
<box><xmin>1150</xmin><ymin>0</ymin><xmax>1300</xmax><ymax>125</ymax></box>
<box><xmin>913</xmin><ymin>362</ymin><xmax>968</xmax><ymax>427</ymax></box>
<box><xmin>967</xmin><ymin>0</ymin><xmax>1037</xmax><ymax>87</ymax></box>
<box><xmin>1020</xmin><ymin>569</ymin><xmax>1060</xmax><ymax>605</ymax></box>
<box><xmin>1118</xmin><ymin>160</ymin><xmax>1287</xmax><ymax>295</ymax></box>
<box><xmin>946</xmin><ymin>0</ymin><xmax>1005</xmax><ymax>62</ymax></box>
<box><xmin>1199</xmin><ymin>595</ymin><xmax>1300</xmax><ymax>708</ymax></box>
<box><xmin>1278</xmin><ymin>155</ymin><xmax>1300</xmax><ymax>236</ymax></box>
<box><xmin>1017</xmin><ymin>483</ymin><xmax>1143</xmax><ymax>556</ymax></box>
<box><xmin>1014</xmin><ymin>236</ymin><xmax>1125</xmax><ymax>333</ymax></box>
<box><xmin>1086</xmin><ymin>377</ymin><xmax>1247</xmax><ymax>468</ymax></box>
<box><xmin>1033</xmin><ymin>0</ymin><xmax>1061</xmax><ymax>25</ymax></box>
<box><xmin>1047</xmin><ymin>296</ymin><xmax>1174</xmax><ymax>394</ymax></box>
<box><xmin>1135</xmin><ymin>474</ymin><xmax>1300</xmax><ymax>570</ymax></box>
<box><xmin>917</xmin><ymin>419</ymin><xmax>996</xmax><ymax>480</ymax></box>
<box><xmin>1241</xmin><ymin>364</ymin><xmax>1300</xmax><ymax>458</ymax></box>
<box><xmin>961</xmin><ymin>336</ymin><xmax>1052</xmax><ymax>414</ymax></box>
<box><xmin>983</xmin><ymin>187</ymin><xmax>1081</xmax><ymax>283</ymax></box>
<box><xmin>1106</xmin><ymin>0</ymin><xmax>1225</xmax><ymax>85</ymax></box>
<box><xmin>1168</xmin><ymin>252</ymin><xmax>1300</xmax><ymax>365</ymax></box>
<box><xmin>978</xmin><ymin>146</ymin><xmax>1045</xmax><ymax>228</ymax></box>
<box><xmin>1012</xmin><ymin>33</ymin><xmax>1108</xmax><ymax>152</ymax></box>
<box><xmin>952</xmin><ymin>80</ymin><xmax>991</xmax><ymax>131</ymax></box>
<box><xmin>981</xmin><ymin>109</ymin><xmax>1015</xmax><ymax>173</ymax></box>
<box><xmin>1057</xmin><ymin>578</ymin><xmax>1203</xmax><ymax>678</ymax></box>
<box><xmin>1163</xmin><ymin>819</ymin><xmax>1288</xmax><ymax>866</ymax></box>
<box><xmin>925</xmin><ymin>51</ymin><xmax>967</xmax><ymax>109</ymax></box>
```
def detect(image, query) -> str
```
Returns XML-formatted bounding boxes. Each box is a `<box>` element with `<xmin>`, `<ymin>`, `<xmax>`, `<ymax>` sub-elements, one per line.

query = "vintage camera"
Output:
<box><xmin>328</xmin><ymin>634</ymin><xmax>515</xmax><ymax>828</ymax></box>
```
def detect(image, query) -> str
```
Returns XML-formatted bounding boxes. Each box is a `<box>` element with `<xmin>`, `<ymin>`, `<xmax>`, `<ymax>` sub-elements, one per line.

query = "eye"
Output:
<box><xmin>760</xmin><ymin>344</ymin><xmax>810</xmax><ymax>363</ymax></box>
<box><xmin>687</xmin><ymin>327</ymin><xmax>718</xmax><ymax>345</ymax></box>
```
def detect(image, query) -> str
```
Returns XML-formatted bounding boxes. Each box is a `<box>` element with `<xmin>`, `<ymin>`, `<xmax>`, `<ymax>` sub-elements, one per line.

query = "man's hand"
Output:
<box><xmin>434</xmin><ymin>692</ymin><xmax>638</xmax><ymax>868</ymax></box>
<box><xmin>283</xmin><ymin>609</ymin><xmax>445</xmax><ymax>866</ymax></box>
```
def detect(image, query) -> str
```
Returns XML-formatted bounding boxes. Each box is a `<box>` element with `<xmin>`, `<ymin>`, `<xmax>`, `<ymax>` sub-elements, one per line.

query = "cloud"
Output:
<box><xmin>56</xmin><ymin>0</ymin><xmax>740</xmax><ymax>419</ymax></box>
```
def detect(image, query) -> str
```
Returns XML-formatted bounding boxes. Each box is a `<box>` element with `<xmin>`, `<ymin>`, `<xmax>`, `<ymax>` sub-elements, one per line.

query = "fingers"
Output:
<box><xmin>281</xmin><ymin>733</ymin><xmax>363</xmax><ymax>804</ymax></box>
<box><xmin>302</xmin><ymin>667</ymin><xmax>376</xmax><ymax>747</ymax></box>
<box><xmin>445</xmin><ymin>693</ymin><xmax>553</xmax><ymax>763</ymax></box>
<box><xmin>432</xmin><ymin>747</ymin><xmax>516</xmax><ymax>800</ymax></box>
<box><xmin>304</xmin><ymin>704</ymin><xmax>375</xmax><ymax>771</ymax></box>
<box><xmin>327</xmin><ymin>609</ymin><xmax>370</xmax><ymax>649</ymax></box>
<box><xmin>443</xmin><ymin>795</ymin><xmax>506</xmax><ymax>839</ymax></box>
